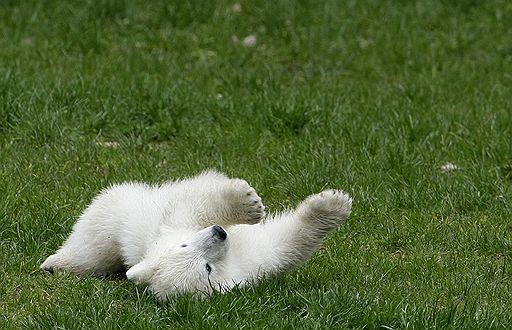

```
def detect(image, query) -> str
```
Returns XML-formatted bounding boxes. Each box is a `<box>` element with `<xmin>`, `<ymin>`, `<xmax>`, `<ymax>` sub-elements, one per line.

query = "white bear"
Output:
<box><xmin>41</xmin><ymin>170</ymin><xmax>352</xmax><ymax>301</ymax></box>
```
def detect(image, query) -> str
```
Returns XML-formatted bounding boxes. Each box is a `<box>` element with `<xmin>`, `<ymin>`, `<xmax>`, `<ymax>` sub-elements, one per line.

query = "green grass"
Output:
<box><xmin>1</xmin><ymin>0</ymin><xmax>512</xmax><ymax>328</ymax></box>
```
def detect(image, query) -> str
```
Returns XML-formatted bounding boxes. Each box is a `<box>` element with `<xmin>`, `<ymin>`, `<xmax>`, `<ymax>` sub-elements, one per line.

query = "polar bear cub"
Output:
<box><xmin>41</xmin><ymin>170</ymin><xmax>352</xmax><ymax>301</ymax></box>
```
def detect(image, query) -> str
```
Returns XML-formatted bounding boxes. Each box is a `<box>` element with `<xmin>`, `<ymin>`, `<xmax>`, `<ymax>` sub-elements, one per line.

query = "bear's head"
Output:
<box><xmin>126</xmin><ymin>225</ymin><xmax>229</xmax><ymax>301</ymax></box>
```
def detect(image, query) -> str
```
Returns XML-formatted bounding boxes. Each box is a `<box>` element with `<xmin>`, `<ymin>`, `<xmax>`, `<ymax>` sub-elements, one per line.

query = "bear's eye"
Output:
<box><xmin>180</xmin><ymin>244</ymin><xmax>188</xmax><ymax>248</ymax></box>
<box><xmin>205</xmin><ymin>263</ymin><xmax>212</xmax><ymax>273</ymax></box>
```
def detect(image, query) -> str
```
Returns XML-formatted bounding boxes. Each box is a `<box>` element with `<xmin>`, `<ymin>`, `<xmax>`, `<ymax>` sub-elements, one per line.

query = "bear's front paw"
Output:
<box><xmin>298</xmin><ymin>190</ymin><xmax>352</xmax><ymax>227</ymax></box>
<box><xmin>224</xmin><ymin>179</ymin><xmax>265</xmax><ymax>225</ymax></box>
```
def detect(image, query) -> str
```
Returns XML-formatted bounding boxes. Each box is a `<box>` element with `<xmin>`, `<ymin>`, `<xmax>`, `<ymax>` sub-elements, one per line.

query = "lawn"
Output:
<box><xmin>1</xmin><ymin>0</ymin><xmax>511</xmax><ymax>328</ymax></box>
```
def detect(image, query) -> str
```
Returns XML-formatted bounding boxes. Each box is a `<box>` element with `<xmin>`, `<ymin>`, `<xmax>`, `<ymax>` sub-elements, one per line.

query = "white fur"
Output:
<box><xmin>41</xmin><ymin>170</ymin><xmax>352</xmax><ymax>301</ymax></box>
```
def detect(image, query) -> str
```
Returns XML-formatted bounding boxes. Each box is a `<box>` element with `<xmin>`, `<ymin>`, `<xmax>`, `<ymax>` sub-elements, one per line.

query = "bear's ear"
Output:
<box><xmin>126</xmin><ymin>261</ymin><xmax>155</xmax><ymax>285</ymax></box>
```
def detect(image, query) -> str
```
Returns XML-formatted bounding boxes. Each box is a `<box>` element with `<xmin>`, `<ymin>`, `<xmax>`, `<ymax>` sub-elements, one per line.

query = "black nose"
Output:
<box><xmin>212</xmin><ymin>225</ymin><xmax>227</xmax><ymax>240</ymax></box>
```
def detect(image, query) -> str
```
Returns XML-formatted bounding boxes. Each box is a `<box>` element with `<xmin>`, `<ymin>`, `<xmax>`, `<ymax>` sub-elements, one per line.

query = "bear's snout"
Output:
<box><xmin>212</xmin><ymin>225</ymin><xmax>227</xmax><ymax>240</ymax></box>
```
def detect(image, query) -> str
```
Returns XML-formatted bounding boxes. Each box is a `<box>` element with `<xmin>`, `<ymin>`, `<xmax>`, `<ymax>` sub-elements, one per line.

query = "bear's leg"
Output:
<box><xmin>205</xmin><ymin>178</ymin><xmax>265</xmax><ymax>226</ymax></box>
<box><xmin>295</xmin><ymin>189</ymin><xmax>352</xmax><ymax>234</ymax></box>
<box><xmin>41</xmin><ymin>241</ymin><xmax>124</xmax><ymax>276</ymax></box>
<box><xmin>40</xmin><ymin>236</ymin><xmax>125</xmax><ymax>276</ymax></box>
<box><xmin>248</xmin><ymin>190</ymin><xmax>351</xmax><ymax>275</ymax></box>
<box><xmin>40</xmin><ymin>212</ymin><xmax>125</xmax><ymax>276</ymax></box>
<box><xmin>175</xmin><ymin>171</ymin><xmax>266</xmax><ymax>227</ymax></box>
